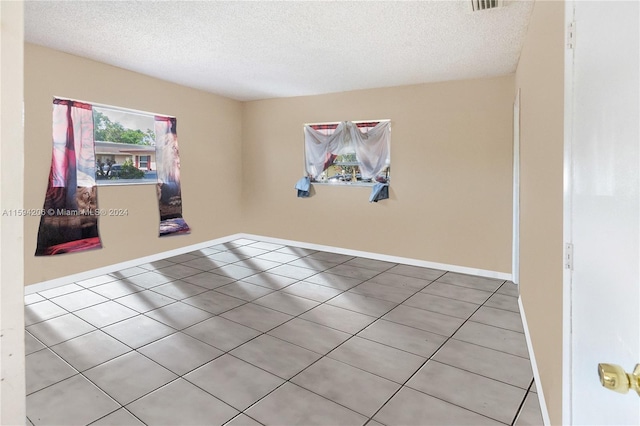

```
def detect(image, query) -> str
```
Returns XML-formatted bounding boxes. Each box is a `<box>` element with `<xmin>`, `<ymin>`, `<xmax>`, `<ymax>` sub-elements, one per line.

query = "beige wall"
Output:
<box><xmin>242</xmin><ymin>76</ymin><xmax>514</xmax><ymax>273</ymax></box>
<box><xmin>18</xmin><ymin>11</ymin><xmax>567</xmax><ymax>422</ymax></box>
<box><xmin>515</xmin><ymin>1</ymin><xmax>565</xmax><ymax>424</ymax></box>
<box><xmin>24</xmin><ymin>44</ymin><xmax>244</xmax><ymax>285</ymax></box>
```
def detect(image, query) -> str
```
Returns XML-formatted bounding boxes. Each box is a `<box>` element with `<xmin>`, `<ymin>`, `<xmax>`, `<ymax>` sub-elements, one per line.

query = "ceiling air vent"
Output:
<box><xmin>471</xmin><ymin>0</ymin><xmax>504</xmax><ymax>12</ymax></box>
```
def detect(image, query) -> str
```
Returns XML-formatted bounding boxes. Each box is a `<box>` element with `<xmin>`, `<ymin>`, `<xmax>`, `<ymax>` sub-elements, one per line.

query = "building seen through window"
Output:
<box><xmin>93</xmin><ymin>106</ymin><xmax>158</xmax><ymax>185</ymax></box>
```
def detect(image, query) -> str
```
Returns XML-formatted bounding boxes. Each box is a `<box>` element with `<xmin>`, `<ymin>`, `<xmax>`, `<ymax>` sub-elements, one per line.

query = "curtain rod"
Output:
<box><xmin>53</xmin><ymin>96</ymin><xmax>175</xmax><ymax>119</ymax></box>
<box><xmin>303</xmin><ymin>119</ymin><xmax>390</xmax><ymax>126</ymax></box>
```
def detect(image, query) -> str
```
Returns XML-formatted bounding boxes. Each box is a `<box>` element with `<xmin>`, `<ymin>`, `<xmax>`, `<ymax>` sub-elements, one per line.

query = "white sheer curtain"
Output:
<box><xmin>304</xmin><ymin>120</ymin><xmax>390</xmax><ymax>181</ymax></box>
<box><xmin>347</xmin><ymin>121</ymin><xmax>391</xmax><ymax>180</ymax></box>
<box><xmin>303</xmin><ymin>122</ymin><xmax>348</xmax><ymax>179</ymax></box>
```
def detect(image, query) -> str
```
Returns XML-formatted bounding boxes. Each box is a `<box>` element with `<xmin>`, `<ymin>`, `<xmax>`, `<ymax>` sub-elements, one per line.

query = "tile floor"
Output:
<box><xmin>25</xmin><ymin>238</ymin><xmax>544</xmax><ymax>426</ymax></box>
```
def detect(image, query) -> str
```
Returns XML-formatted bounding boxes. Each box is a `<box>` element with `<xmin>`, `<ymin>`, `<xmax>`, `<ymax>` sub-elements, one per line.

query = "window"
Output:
<box><xmin>94</xmin><ymin>106</ymin><xmax>157</xmax><ymax>185</ymax></box>
<box><xmin>304</xmin><ymin>120</ymin><xmax>391</xmax><ymax>186</ymax></box>
<box><xmin>35</xmin><ymin>97</ymin><xmax>190</xmax><ymax>256</ymax></box>
<box><xmin>138</xmin><ymin>155</ymin><xmax>150</xmax><ymax>170</ymax></box>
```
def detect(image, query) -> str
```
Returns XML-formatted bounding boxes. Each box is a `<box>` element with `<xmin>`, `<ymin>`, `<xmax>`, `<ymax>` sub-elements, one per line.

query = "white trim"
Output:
<box><xmin>25</xmin><ymin>233</ymin><xmax>244</xmax><ymax>294</ymax></box>
<box><xmin>512</xmin><ymin>88</ymin><xmax>521</xmax><ymax>285</ymax></box>
<box><xmin>519</xmin><ymin>296</ymin><xmax>551</xmax><ymax>426</ymax></box>
<box><xmin>304</xmin><ymin>119</ymin><xmax>390</xmax><ymax>126</ymax></box>
<box><xmin>313</xmin><ymin>181</ymin><xmax>378</xmax><ymax>188</ymax></box>
<box><xmin>562</xmin><ymin>1</ymin><xmax>575</xmax><ymax>425</ymax></box>
<box><xmin>241</xmin><ymin>234</ymin><xmax>512</xmax><ymax>281</ymax></box>
<box><xmin>53</xmin><ymin>96</ymin><xmax>175</xmax><ymax>119</ymax></box>
<box><xmin>26</xmin><ymin>233</ymin><xmax>511</xmax><ymax>294</ymax></box>
<box><xmin>96</xmin><ymin>180</ymin><xmax>157</xmax><ymax>187</ymax></box>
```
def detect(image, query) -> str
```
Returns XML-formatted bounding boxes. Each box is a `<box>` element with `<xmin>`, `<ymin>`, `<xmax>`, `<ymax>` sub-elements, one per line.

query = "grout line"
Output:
<box><xmin>177</xmin><ymin>263</ymin><xmax>404</xmax><ymax>420</ymax></box>
<box><xmin>364</xmin><ymin>296</ymin><xmax>487</xmax><ymax>423</ymax></box>
<box><xmin>428</xmin><ymin>356</ymin><xmax>533</xmax><ymax>391</ymax></box>
<box><xmin>25</xmin><ymin>238</ymin><xmax>531</xmax><ymax>426</ymax></box>
<box><xmin>510</xmin><ymin>379</ymin><xmax>535</xmax><ymax>425</ymax></box>
<box><xmin>364</xmin><ymin>278</ymin><xmax>519</xmax><ymax>425</ymax></box>
<box><xmin>86</xmin><ymin>406</ymin><xmax>146</xmax><ymax>426</ymax></box>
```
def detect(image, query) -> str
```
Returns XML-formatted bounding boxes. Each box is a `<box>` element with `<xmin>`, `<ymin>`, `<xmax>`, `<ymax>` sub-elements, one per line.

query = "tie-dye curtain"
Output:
<box><xmin>35</xmin><ymin>99</ymin><xmax>102</xmax><ymax>255</ymax></box>
<box><xmin>154</xmin><ymin>116</ymin><xmax>190</xmax><ymax>236</ymax></box>
<box><xmin>36</xmin><ymin>99</ymin><xmax>190</xmax><ymax>256</ymax></box>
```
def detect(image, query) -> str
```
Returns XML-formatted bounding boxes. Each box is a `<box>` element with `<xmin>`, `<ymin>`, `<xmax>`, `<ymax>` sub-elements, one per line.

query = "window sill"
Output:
<box><xmin>312</xmin><ymin>181</ymin><xmax>387</xmax><ymax>188</ymax></box>
<box><xmin>97</xmin><ymin>179</ymin><xmax>157</xmax><ymax>187</ymax></box>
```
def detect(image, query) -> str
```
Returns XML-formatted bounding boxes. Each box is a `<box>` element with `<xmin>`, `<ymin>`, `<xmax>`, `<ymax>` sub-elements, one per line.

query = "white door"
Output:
<box><xmin>567</xmin><ymin>1</ymin><xmax>640</xmax><ymax>425</ymax></box>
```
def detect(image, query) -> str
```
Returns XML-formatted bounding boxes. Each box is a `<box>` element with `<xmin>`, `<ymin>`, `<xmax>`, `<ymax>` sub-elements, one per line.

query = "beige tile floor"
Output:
<box><xmin>25</xmin><ymin>238</ymin><xmax>544</xmax><ymax>426</ymax></box>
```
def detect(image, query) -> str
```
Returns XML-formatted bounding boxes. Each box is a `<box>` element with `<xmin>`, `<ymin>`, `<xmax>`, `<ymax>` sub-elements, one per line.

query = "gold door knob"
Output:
<box><xmin>598</xmin><ymin>363</ymin><xmax>640</xmax><ymax>396</ymax></box>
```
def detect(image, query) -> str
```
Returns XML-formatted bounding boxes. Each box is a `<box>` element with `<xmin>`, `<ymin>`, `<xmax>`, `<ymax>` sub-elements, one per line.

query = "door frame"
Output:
<box><xmin>562</xmin><ymin>1</ymin><xmax>575</xmax><ymax>424</ymax></box>
<box><xmin>512</xmin><ymin>89</ymin><xmax>521</xmax><ymax>285</ymax></box>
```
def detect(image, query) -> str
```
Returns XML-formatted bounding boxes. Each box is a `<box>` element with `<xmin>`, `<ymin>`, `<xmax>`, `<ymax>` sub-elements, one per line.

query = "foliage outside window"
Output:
<box><xmin>94</xmin><ymin>109</ymin><xmax>155</xmax><ymax>145</ymax></box>
<box><xmin>94</xmin><ymin>106</ymin><xmax>157</xmax><ymax>185</ymax></box>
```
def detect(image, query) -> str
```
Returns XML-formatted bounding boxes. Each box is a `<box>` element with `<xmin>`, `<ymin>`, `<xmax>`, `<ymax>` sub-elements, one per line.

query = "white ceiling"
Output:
<box><xmin>24</xmin><ymin>0</ymin><xmax>534</xmax><ymax>101</ymax></box>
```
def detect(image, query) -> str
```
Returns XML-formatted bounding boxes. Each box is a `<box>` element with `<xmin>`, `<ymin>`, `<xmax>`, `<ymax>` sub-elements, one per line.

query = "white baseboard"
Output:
<box><xmin>518</xmin><ymin>296</ymin><xmax>551</xmax><ymax>426</ymax></box>
<box><xmin>26</xmin><ymin>232</ymin><xmax>511</xmax><ymax>294</ymax></box>
<box><xmin>24</xmin><ymin>233</ymin><xmax>244</xmax><ymax>294</ymax></box>
<box><xmin>241</xmin><ymin>233</ymin><xmax>512</xmax><ymax>281</ymax></box>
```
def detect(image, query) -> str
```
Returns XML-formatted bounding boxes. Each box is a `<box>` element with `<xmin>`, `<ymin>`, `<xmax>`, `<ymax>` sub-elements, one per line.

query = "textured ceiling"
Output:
<box><xmin>24</xmin><ymin>0</ymin><xmax>534</xmax><ymax>101</ymax></box>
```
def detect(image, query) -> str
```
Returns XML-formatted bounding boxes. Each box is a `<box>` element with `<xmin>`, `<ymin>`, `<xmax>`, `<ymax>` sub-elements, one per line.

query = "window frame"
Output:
<box><xmin>90</xmin><ymin>103</ymin><xmax>170</xmax><ymax>187</ymax></box>
<box><xmin>303</xmin><ymin>119</ymin><xmax>391</xmax><ymax>187</ymax></box>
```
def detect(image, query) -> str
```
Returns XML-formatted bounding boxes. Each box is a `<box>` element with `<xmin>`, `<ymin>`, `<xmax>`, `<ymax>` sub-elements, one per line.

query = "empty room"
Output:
<box><xmin>2</xmin><ymin>1</ymin><xmax>638</xmax><ymax>426</ymax></box>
